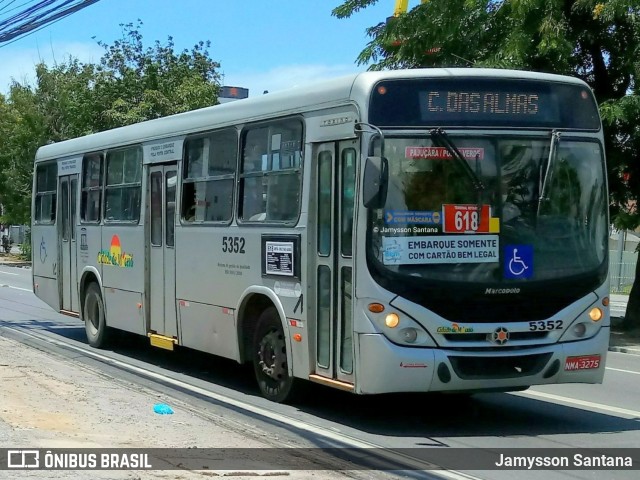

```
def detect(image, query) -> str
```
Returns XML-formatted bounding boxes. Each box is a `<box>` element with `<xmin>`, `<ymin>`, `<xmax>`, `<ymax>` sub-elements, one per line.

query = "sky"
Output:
<box><xmin>0</xmin><ymin>0</ymin><xmax>395</xmax><ymax>97</ymax></box>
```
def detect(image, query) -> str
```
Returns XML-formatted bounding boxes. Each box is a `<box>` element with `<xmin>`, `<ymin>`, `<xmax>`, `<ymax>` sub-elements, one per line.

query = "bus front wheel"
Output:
<box><xmin>83</xmin><ymin>283</ymin><xmax>110</xmax><ymax>348</ymax></box>
<box><xmin>252</xmin><ymin>307</ymin><xmax>299</xmax><ymax>403</ymax></box>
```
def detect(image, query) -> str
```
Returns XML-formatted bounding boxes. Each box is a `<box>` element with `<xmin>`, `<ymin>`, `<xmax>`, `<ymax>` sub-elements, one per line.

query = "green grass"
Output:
<box><xmin>611</xmin><ymin>285</ymin><xmax>632</xmax><ymax>295</ymax></box>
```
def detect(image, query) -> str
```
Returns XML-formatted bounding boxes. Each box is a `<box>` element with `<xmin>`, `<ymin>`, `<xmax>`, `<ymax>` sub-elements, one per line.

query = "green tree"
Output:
<box><xmin>0</xmin><ymin>21</ymin><xmax>221</xmax><ymax>226</ymax></box>
<box><xmin>0</xmin><ymin>84</ymin><xmax>46</xmax><ymax>226</ymax></box>
<box><xmin>93</xmin><ymin>20</ymin><xmax>221</xmax><ymax>129</ymax></box>
<box><xmin>0</xmin><ymin>59</ymin><xmax>98</xmax><ymax>225</ymax></box>
<box><xmin>334</xmin><ymin>0</ymin><xmax>640</xmax><ymax>329</ymax></box>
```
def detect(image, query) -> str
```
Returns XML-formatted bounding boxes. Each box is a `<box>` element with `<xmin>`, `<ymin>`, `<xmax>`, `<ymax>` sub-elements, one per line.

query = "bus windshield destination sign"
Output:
<box><xmin>425</xmin><ymin>90</ymin><xmax>539</xmax><ymax>116</ymax></box>
<box><xmin>369</xmin><ymin>78</ymin><xmax>600</xmax><ymax>129</ymax></box>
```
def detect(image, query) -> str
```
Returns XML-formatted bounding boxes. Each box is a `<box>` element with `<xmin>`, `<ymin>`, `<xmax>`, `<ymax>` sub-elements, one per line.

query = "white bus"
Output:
<box><xmin>32</xmin><ymin>68</ymin><xmax>610</xmax><ymax>402</ymax></box>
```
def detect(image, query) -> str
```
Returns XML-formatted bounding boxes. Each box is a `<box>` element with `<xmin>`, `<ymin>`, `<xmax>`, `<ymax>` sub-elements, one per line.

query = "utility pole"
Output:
<box><xmin>393</xmin><ymin>0</ymin><xmax>428</xmax><ymax>17</ymax></box>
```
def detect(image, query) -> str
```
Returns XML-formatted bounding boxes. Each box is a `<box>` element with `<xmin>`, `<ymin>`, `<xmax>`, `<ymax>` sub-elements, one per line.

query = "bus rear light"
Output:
<box><xmin>602</xmin><ymin>297</ymin><xmax>609</xmax><ymax>307</ymax></box>
<box><xmin>385</xmin><ymin>313</ymin><xmax>400</xmax><ymax>328</ymax></box>
<box><xmin>293</xmin><ymin>333</ymin><xmax>302</xmax><ymax>342</ymax></box>
<box><xmin>589</xmin><ymin>307</ymin><xmax>603</xmax><ymax>322</ymax></box>
<box><xmin>368</xmin><ymin>303</ymin><xmax>385</xmax><ymax>313</ymax></box>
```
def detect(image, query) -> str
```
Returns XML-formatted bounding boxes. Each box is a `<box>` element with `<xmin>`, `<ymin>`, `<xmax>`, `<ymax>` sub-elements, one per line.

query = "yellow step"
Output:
<box><xmin>148</xmin><ymin>333</ymin><xmax>177</xmax><ymax>351</ymax></box>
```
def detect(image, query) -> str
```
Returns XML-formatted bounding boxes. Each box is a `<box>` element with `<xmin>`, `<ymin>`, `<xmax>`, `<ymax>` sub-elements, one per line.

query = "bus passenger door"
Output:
<box><xmin>59</xmin><ymin>174</ymin><xmax>79</xmax><ymax>313</ymax></box>
<box><xmin>148</xmin><ymin>164</ymin><xmax>178</xmax><ymax>339</ymax></box>
<box><xmin>314</xmin><ymin>140</ymin><xmax>357</xmax><ymax>385</ymax></box>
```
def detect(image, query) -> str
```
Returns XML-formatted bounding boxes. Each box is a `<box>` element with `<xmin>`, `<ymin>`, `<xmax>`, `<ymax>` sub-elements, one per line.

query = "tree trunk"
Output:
<box><xmin>622</xmin><ymin>255</ymin><xmax>640</xmax><ymax>330</ymax></box>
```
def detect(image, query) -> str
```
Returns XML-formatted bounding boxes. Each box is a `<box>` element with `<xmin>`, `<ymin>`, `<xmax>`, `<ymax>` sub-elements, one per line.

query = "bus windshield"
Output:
<box><xmin>368</xmin><ymin>134</ymin><xmax>608</xmax><ymax>289</ymax></box>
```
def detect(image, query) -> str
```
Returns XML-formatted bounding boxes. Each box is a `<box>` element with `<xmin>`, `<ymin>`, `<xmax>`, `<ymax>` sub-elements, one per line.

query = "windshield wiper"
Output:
<box><xmin>430</xmin><ymin>128</ymin><xmax>485</xmax><ymax>193</ymax></box>
<box><xmin>537</xmin><ymin>129</ymin><xmax>561</xmax><ymax>216</ymax></box>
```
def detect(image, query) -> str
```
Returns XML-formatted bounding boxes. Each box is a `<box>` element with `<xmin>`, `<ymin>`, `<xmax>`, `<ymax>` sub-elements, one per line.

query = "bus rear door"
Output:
<box><xmin>59</xmin><ymin>174</ymin><xmax>79</xmax><ymax>313</ymax></box>
<box><xmin>148</xmin><ymin>164</ymin><xmax>178</xmax><ymax>346</ymax></box>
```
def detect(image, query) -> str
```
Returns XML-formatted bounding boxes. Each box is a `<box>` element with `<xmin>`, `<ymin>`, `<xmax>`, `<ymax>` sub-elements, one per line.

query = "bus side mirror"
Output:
<box><xmin>362</xmin><ymin>156</ymin><xmax>388</xmax><ymax>209</ymax></box>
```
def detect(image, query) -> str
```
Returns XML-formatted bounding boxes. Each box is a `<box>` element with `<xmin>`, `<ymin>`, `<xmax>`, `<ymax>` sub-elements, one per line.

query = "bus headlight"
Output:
<box><xmin>365</xmin><ymin>304</ymin><xmax>435</xmax><ymax>347</ymax></box>
<box><xmin>573</xmin><ymin>322</ymin><xmax>587</xmax><ymax>338</ymax></box>
<box><xmin>385</xmin><ymin>313</ymin><xmax>400</xmax><ymax>328</ymax></box>
<box><xmin>400</xmin><ymin>327</ymin><xmax>418</xmax><ymax>343</ymax></box>
<box><xmin>558</xmin><ymin>302</ymin><xmax>606</xmax><ymax>342</ymax></box>
<box><xmin>589</xmin><ymin>307</ymin><xmax>603</xmax><ymax>322</ymax></box>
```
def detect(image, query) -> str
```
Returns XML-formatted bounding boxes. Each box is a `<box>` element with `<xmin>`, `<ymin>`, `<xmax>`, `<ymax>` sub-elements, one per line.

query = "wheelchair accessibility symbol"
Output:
<box><xmin>504</xmin><ymin>245</ymin><xmax>533</xmax><ymax>279</ymax></box>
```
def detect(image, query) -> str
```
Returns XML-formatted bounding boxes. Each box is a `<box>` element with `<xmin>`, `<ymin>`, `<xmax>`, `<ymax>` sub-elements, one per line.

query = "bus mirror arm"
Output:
<box><xmin>355</xmin><ymin>122</ymin><xmax>388</xmax><ymax>208</ymax></box>
<box><xmin>355</xmin><ymin>122</ymin><xmax>385</xmax><ymax>158</ymax></box>
<box><xmin>363</xmin><ymin>156</ymin><xmax>389</xmax><ymax>209</ymax></box>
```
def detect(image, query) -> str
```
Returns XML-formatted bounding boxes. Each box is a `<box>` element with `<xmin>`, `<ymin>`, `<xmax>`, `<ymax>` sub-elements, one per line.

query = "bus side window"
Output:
<box><xmin>182</xmin><ymin>138</ymin><xmax>205</xmax><ymax>222</ymax></box>
<box><xmin>240</xmin><ymin>119</ymin><xmax>302</xmax><ymax>223</ymax></box>
<box><xmin>81</xmin><ymin>153</ymin><xmax>103</xmax><ymax>223</ymax></box>
<box><xmin>34</xmin><ymin>162</ymin><xmax>58</xmax><ymax>224</ymax></box>
<box><xmin>266</xmin><ymin>173</ymin><xmax>301</xmax><ymax>221</ymax></box>
<box><xmin>182</xmin><ymin>129</ymin><xmax>237</xmax><ymax>224</ymax></box>
<box><xmin>240</xmin><ymin>129</ymin><xmax>269</xmax><ymax>221</ymax></box>
<box><xmin>105</xmin><ymin>147</ymin><xmax>142</xmax><ymax>223</ymax></box>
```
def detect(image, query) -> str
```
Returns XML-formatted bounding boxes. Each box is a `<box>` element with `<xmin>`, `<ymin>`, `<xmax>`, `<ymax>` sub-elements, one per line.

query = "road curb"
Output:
<box><xmin>0</xmin><ymin>262</ymin><xmax>31</xmax><ymax>268</ymax></box>
<box><xmin>609</xmin><ymin>345</ymin><xmax>640</xmax><ymax>356</ymax></box>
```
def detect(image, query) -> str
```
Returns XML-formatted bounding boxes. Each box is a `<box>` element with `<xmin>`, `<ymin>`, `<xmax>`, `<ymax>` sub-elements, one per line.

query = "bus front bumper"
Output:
<box><xmin>355</xmin><ymin>327</ymin><xmax>609</xmax><ymax>395</ymax></box>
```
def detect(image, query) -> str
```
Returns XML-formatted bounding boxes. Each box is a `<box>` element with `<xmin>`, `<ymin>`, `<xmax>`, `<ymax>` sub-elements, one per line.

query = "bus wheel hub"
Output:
<box><xmin>258</xmin><ymin>330</ymin><xmax>286</xmax><ymax>380</ymax></box>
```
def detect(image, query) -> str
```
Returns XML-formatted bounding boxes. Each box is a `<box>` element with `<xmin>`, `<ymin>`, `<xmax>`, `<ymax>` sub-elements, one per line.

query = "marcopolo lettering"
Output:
<box><xmin>485</xmin><ymin>287</ymin><xmax>521</xmax><ymax>295</ymax></box>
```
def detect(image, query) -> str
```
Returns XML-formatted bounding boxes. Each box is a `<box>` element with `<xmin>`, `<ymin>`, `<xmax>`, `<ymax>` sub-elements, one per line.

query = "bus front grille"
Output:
<box><xmin>443</xmin><ymin>331</ymin><xmax>549</xmax><ymax>342</ymax></box>
<box><xmin>448</xmin><ymin>353</ymin><xmax>553</xmax><ymax>380</ymax></box>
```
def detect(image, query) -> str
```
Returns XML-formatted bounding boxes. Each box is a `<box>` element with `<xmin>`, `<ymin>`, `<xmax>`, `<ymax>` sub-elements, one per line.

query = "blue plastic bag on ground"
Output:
<box><xmin>153</xmin><ymin>403</ymin><xmax>174</xmax><ymax>415</ymax></box>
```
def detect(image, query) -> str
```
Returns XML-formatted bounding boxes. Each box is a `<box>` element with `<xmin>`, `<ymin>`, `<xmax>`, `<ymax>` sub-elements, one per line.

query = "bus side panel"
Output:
<box><xmin>34</xmin><ymin>277</ymin><xmax>60</xmax><ymax>313</ymax></box>
<box><xmin>77</xmin><ymin>224</ymin><xmax>102</xmax><ymax>302</ymax></box>
<box><xmin>178</xmin><ymin>301</ymin><xmax>239</xmax><ymax>360</ymax></box>
<box><xmin>103</xmin><ymin>288</ymin><xmax>145</xmax><ymax>335</ymax></box>
<box><xmin>175</xmin><ymin>227</ymin><xmax>242</xmax><ymax>358</ymax></box>
<box><xmin>175</xmin><ymin>228</ymin><xmax>242</xmax><ymax>306</ymax></box>
<box><xmin>32</xmin><ymin>224</ymin><xmax>59</xmax><ymax>311</ymax></box>
<box><xmin>175</xmin><ymin>226</ymin><xmax>308</xmax><ymax>371</ymax></box>
<box><xmin>100</xmin><ymin>226</ymin><xmax>145</xmax><ymax>334</ymax></box>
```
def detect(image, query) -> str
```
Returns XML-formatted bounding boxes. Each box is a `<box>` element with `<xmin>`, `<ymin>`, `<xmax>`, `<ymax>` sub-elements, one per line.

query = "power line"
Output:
<box><xmin>0</xmin><ymin>1</ymin><xmax>33</xmax><ymax>16</ymax></box>
<box><xmin>0</xmin><ymin>0</ymin><xmax>100</xmax><ymax>45</ymax></box>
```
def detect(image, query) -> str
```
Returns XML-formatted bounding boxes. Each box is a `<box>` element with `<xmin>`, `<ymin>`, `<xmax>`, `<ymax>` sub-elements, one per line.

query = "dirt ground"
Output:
<box><xmin>0</xmin><ymin>334</ymin><xmax>372</xmax><ymax>480</ymax></box>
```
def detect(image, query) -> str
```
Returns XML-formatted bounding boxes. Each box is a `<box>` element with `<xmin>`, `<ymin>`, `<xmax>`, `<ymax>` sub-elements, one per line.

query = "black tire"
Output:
<box><xmin>83</xmin><ymin>282</ymin><xmax>110</xmax><ymax>348</ymax></box>
<box><xmin>252</xmin><ymin>307</ymin><xmax>300</xmax><ymax>403</ymax></box>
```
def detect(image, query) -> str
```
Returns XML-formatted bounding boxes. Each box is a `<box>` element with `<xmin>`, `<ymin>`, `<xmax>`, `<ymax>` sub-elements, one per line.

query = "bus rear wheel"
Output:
<box><xmin>252</xmin><ymin>307</ymin><xmax>299</xmax><ymax>403</ymax></box>
<box><xmin>83</xmin><ymin>282</ymin><xmax>110</xmax><ymax>348</ymax></box>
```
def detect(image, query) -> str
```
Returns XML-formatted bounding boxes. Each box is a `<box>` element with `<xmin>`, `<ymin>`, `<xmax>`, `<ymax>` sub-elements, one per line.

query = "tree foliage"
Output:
<box><xmin>93</xmin><ymin>21</ymin><xmax>220</xmax><ymax>129</ymax></box>
<box><xmin>0</xmin><ymin>21</ymin><xmax>221</xmax><ymax>226</ymax></box>
<box><xmin>334</xmin><ymin>0</ymin><xmax>640</xmax><ymax>328</ymax></box>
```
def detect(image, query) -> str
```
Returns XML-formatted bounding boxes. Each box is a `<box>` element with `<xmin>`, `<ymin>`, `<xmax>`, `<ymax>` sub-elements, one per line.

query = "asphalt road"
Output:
<box><xmin>1</xmin><ymin>265</ymin><xmax>639</xmax><ymax>480</ymax></box>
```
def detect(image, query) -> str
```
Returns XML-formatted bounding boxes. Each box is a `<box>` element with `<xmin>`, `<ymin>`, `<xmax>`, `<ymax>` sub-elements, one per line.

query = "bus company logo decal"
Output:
<box><xmin>490</xmin><ymin>327</ymin><xmax>510</xmax><ymax>345</ymax></box>
<box><xmin>436</xmin><ymin>323</ymin><xmax>474</xmax><ymax>334</ymax></box>
<box><xmin>97</xmin><ymin>235</ymin><xmax>134</xmax><ymax>268</ymax></box>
